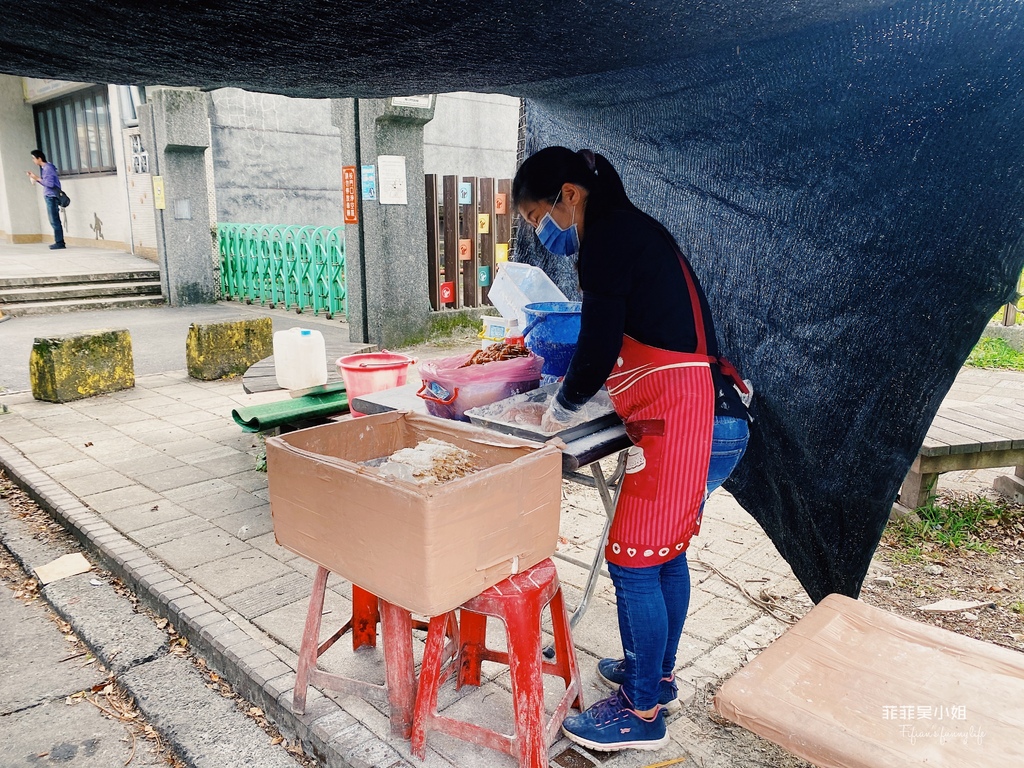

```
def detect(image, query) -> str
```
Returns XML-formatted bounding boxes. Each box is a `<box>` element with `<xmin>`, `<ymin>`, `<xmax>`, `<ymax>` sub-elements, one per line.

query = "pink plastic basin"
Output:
<box><xmin>337</xmin><ymin>352</ymin><xmax>415</xmax><ymax>416</ymax></box>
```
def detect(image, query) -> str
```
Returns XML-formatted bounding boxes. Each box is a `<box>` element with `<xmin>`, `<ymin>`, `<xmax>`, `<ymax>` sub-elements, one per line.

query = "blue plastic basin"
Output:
<box><xmin>522</xmin><ymin>301</ymin><xmax>582</xmax><ymax>378</ymax></box>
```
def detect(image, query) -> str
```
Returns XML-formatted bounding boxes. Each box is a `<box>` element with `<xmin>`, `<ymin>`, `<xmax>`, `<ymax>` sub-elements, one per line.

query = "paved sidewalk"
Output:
<box><xmin>5</xmin><ymin>365</ymin><xmax>1016</xmax><ymax>767</ymax></box>
<box><xmin>0</xmin><ymin>241</ymin><xmax>156</xmax><ymax>280</ymax></box>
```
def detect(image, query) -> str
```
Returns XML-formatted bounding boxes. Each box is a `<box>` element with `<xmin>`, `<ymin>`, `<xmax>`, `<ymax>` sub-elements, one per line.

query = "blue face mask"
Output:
<box><xmin>535</xmin><ymin>193</ymin><xmax>579</xmax><ymax>255</ymax></box>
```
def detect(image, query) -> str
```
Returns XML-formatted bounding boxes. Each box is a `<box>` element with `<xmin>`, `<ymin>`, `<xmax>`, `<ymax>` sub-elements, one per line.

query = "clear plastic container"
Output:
<box><xmin>273</xmin><ymin>328</ymin><xmax>328</xmax><ymax>390</ymax></box>
<box><xmin>417</xmin><ymin>350</ymin><xmax>544</xmax><ymax>421</ymax></box>
<box><xmin>479</xmin><ymin>316</ymin><xmax>513</xmax><ymax>350</ymax></box>
<box><xmin>487</xmin><ymin>262</ymin><xmax>568</xmax><ymax>328</ymax></box>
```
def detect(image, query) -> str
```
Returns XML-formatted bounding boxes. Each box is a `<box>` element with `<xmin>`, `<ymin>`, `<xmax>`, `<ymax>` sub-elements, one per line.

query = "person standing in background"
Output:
<box><xmin>27</xmin><ymin>149</ymin><xmax>66</xmax><ymax>250</ymax></box>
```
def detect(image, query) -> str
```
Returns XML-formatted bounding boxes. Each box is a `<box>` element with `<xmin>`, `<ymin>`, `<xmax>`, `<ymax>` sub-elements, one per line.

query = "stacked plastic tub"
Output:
<box><xmin>488</xmin><ymin>263</ymin><xmax>582</xmax><ymax>380</ymax></box>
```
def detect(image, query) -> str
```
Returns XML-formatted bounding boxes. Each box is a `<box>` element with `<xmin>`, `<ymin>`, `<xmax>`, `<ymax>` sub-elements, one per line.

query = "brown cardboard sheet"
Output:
<box><xmin>713</xmin><ymin>594</ymin><xmax>1024</xmax><ymax>767</ymax></box>
<box><xmin>265</xmin><ymin>411</ymin><xmax>563</xmax><ymax>616</ymax></box>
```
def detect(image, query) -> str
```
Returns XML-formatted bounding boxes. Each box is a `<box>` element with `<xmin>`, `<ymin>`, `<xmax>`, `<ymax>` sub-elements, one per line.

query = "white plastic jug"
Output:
<box><xmin>273</xmin><ymin>328</ymin><xmax>328</xmax><ymax>390</ymax></box>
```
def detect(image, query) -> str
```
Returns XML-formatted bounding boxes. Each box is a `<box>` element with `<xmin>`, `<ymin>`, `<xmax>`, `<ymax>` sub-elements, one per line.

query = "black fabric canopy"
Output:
<box><xmin>3</xmin><ymin>0</ymin><xmax>1022</xmax><ymax>601</ymax></box>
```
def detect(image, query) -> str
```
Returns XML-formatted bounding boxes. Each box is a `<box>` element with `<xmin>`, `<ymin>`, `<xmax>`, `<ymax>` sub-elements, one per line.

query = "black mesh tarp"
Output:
<box><xmin>2</xmin><ymin>0</ymin><xmax>1022</xmax><ymax>601</ymax></box>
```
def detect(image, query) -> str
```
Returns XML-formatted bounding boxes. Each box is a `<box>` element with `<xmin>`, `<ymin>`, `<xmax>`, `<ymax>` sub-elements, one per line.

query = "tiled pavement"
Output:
<box><xmin>1</xmin><ymin>366</ymin><xmax>1018</xmax><ymax>767</ymax></box>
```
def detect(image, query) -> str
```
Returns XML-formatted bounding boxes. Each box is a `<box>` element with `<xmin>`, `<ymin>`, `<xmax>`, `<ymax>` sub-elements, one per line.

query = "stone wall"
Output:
<box><xmin>208</xmin><ymin>89</ymin><xmax>343</xmax><ymax>227</ymax></box>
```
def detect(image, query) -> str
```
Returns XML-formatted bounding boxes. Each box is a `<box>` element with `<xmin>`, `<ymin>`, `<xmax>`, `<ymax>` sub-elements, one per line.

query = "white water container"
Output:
<box><xmin>273</xmin><ymin>328</ymin><xmax>328</xmax><ymax>390</ymax></box>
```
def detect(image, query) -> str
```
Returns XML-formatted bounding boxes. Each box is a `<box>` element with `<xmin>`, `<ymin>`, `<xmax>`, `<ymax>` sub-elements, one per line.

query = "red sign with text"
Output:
<box><xmin>342</xmin><ymin>166</ymin><xmax>359</xmax><ymax>224</ymax></box>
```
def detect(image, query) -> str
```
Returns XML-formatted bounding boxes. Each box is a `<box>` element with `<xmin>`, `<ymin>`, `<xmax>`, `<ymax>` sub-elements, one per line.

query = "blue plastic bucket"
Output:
<box><xmin>522</xmin><ymin>301</ymin><xmax>582</xmax><ymax>378</ymax></box>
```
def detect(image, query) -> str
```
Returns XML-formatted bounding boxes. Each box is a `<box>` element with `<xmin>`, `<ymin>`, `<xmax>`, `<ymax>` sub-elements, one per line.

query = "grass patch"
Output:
<box><xmin>885</xmin><ymin>492</ymin><xmax>1009</xmax><ymax>556</ymax></box>
<box><xmin>966</xmin><ymin>337</ymin><xmax>1024</xmax><ymax>371</ymax></box>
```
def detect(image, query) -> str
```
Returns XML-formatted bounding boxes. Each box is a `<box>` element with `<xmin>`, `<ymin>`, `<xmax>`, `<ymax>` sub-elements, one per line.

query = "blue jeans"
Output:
<box><xmin>46</xmin><ymin>196</ymin><xmax>64</xmax><ymax>246</ymax></box>
<box><xmin>609</xmin><ymin>415</ymin><xmax>749</xmax><ymax>710</ymax></box>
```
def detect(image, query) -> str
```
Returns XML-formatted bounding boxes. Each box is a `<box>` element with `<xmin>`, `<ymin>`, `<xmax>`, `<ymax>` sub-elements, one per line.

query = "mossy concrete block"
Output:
<box><xmin>30</xmin><ymin>329</ymin><xmax>135</xmax><ymax>403</ymax></box>
<box><xmin>186</xmin><ymin>317</ymin><xmax>273</xmax><ymax>380</ymax></box>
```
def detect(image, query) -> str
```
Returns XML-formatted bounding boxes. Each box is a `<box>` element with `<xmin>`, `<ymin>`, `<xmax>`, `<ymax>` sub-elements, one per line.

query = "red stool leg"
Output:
<box><xmin>351</xmin><ymin>584</ymin><xmax>380</xmax><ymax>650</ymax></box>
<box><xmin>411</xmin><ymin>613</ymin><xmax>456</xmax><ymax>759</ymax></box>
<box><xmin>380</xmin><ymin>601</ymin><xmax>416</xmax><ymax>739</ymax></box>
<box><xmin>293</xmin><ymin>566</ymin><xmax>329</xmax><ymax>714</ymax></box>
<box><xmin>458</xmin><ymin>609</ymin><xmax>488</xmax><ymax>688</ymax></box>
<box><xmin>548</xmin><ymin>587</ymin><xmax>584</xmax><ymax>711</ymax></box>
<box><xmin>504</xmin><ymin>598</ymin><xmax>548</xmax><ymax>768</ymax></box>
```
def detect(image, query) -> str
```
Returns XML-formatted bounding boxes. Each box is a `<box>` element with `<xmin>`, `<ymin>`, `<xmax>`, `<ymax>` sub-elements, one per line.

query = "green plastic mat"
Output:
<box><xmin>232</xmin><ymin>391</ymin><xmax>349</xmax><ymax>432</ymax></box>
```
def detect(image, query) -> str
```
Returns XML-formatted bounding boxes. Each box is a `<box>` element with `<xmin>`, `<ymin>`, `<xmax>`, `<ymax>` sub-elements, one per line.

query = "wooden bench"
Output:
<box><xmin>899</xmin><ymin>400</ymin><xmax>1024</xmax><ymax>508</ymax></box>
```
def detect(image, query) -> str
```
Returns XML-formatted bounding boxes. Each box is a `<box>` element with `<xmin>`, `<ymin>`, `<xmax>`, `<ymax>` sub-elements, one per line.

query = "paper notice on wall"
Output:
<box><xmin>377</xmin><ymin>155</ymin><xmax>408</xmax><ymax>205</ymax></box>
<box><xmin>361</xmin><ymin>164</ymin><xmax>377</xmax><ymax>200</ymax></box>
<box><xmin>152</xmin><ymin>176</ymin><xmax>166</xmax><ymax>209</ymax></box>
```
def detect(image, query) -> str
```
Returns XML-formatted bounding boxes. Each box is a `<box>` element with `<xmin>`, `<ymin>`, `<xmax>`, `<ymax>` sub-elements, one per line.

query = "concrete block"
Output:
<box><xmin>30</xmin><ymin>330</ymin><xmax>135</xmax><ymax>403</ymax></box>
<box><xmin>186</xmin><ymin>317</ymin><xmax>273</xmax><ymax>380</ymax></box>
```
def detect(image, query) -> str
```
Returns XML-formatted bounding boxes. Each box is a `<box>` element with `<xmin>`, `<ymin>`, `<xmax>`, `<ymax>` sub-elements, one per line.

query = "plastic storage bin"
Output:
<box><xmin>337</xmin><ymin>352</ymin><xmax>416</xmax><ymax>416</ymax></box>
<box><xmin>418</xmin><ymin>350</ymin><xmax>544</xmax><ymax>421</ymax></box>
<box><xmin>488</xmin><ymin>262</ymin><xmax>568</xmax><ymax>329</ymax></box>
<box><xmin>273</xmin><ymin>328</ymin><xmax>328</xmax><ymax>390</ymax></box>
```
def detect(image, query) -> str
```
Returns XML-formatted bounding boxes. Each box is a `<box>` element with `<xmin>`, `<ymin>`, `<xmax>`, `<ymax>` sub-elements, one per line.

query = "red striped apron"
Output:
<box><xmin>603</xmin><ymin>251</ymin><xmax>717</xmax><ymax>568</ymax></box>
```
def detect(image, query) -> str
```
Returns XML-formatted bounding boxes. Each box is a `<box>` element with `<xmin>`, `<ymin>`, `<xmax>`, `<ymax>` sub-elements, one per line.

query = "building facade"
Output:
<box><xmin>0</xmin><ymin>76</ymin><xmax>157</xmax><ymax>255</ymax></box>
<box><xmin>0</xmin><ymin>75</ymin><xmax>518</xmax><ymax>255</ymax></box>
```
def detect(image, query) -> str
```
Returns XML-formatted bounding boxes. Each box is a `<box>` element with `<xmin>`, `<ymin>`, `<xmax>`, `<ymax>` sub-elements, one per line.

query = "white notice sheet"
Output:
<box><xmin>377</xmin><ymin>155</ymin><xmax>408</xmax><ymax>205</ymax></box>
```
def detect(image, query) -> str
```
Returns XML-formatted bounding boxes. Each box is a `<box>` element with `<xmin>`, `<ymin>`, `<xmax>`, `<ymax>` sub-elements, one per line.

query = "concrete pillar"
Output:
<box><xmin>138</xmin><ymin>89</ymin><xmax>217</xmax><ymax>306</ymax></box>
<box><xmin>333</xmin><ymin>98</ymin><xmax>435</xmax><ymax>348</ymax></box>
<box><xmin>0</xmin><ymin>75</ymin><xmax>43</xmax><ymax>241</ymax></box>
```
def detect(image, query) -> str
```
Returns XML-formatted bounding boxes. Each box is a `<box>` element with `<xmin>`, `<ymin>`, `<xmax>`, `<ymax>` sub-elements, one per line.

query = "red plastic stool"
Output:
<box><xmin>411</xmin><ymin>559</ymin><xmax>584</xmax><ymax>767</ymax></box>
<box><xmin>292</xmin><ymin>567</ymin><xmax>456</xmax><ymax>739</ymax></box>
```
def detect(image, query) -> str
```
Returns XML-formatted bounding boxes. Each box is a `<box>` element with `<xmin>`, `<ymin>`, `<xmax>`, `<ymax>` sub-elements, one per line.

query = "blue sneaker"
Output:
<box><xmin>596</xmin><ymin>658</ymin><xmax>681</xmax><ymax>714</ymax></box>
<box><xmin>561</xmin><ymin>689</ymin><xmax>669</xmax><ymax>752</ymax></box>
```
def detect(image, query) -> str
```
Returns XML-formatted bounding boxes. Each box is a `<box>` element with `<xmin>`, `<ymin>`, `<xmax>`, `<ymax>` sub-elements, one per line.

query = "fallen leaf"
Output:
<box><xmin>83</xmin><ymin>442</ymin><xmax>93</xmax><ymax>447</ymax></box>
<box><xmin>270</xmin><ymin>736</ymin><xmax>284</xmax><ymax>746</ymax></box>
<box><xmin>986</xmin><ymin>584</ymin><xmax>1009</xmax><ymax>592</ymax></box>
<box><xmin>155</xmin><ymin>618</ymin><xmax>168</xmax><ymax>629</ymax></box>
<box><xmin>249</xmin><ymin>707</ymin><xmax>263</xmax><ymax>717</ymax></box>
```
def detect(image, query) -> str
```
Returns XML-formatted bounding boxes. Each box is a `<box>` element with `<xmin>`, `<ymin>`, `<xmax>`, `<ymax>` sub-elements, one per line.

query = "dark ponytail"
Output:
<box><xmin>512</xmin><ymin>146</ymin><xmax>633</xmax><ymax>215</ymax></box>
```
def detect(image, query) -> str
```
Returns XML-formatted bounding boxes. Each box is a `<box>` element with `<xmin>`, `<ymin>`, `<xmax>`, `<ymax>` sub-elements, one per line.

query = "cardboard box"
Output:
<box><xmin>265</xmin><ymin>411</ymin><xmax>563</xmax><ymax>616</ymax></box>
<box><xmin>714</xmin><ymin>593</ymin><xmax>1024</xmax><ymax>767</ymax></box>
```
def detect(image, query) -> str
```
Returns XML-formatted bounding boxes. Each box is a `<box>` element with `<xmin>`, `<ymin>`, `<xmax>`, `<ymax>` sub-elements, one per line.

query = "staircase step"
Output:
<box><xmin>0</xmin><ymin>295</ymin><xmax>167</xmax><ymax>316</ymax></box>
<box><xmin>0</xmin><ymin>270</ymin><xmax>161</xmax><ymax>289</ymax></box>
<box><xmin>0</xmin><ymin>281</ymin><xmax>163</xmax><ymax>303</ymax></box>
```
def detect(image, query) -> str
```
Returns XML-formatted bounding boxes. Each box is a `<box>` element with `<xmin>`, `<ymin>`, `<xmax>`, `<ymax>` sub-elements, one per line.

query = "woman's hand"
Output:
<box><xmin>541</xmin><ymin>398</ymin><xmax>582</xmax><ymax>434</ymax></box>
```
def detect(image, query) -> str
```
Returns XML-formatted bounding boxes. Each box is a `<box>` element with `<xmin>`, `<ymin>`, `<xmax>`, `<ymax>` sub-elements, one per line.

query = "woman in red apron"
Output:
<box><xmin>514</xmin><ymin>147</ymin><xmax>750</xmax><ymax>753</ymax></box>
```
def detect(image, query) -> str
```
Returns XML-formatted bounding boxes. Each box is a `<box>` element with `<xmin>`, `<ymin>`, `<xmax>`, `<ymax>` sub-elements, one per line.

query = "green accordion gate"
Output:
<box><xmin>218</xmin><ymin>224</ymin><xmax>346</xmax><ymax>318</ymax></box>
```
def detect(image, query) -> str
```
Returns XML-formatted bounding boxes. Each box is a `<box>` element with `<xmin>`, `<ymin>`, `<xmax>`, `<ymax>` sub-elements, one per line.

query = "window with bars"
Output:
<box><xmin>33</xmin><ymin>85</ymin><xmax>115</xmax><ymax>176</ymax></box>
